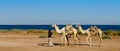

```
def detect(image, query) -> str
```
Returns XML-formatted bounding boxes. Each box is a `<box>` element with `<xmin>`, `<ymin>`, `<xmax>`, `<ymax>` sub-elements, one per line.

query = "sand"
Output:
<box><xmin>0</xmin><ymin>32</ymin><xmax>120</xmax><ymax>51</ymax></box>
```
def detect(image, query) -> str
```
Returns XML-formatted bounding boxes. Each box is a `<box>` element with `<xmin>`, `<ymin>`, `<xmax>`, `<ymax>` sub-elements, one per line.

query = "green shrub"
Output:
<box><xmin>0</xmin><ymin>29</ymin><xmax>49</xmax><ymax>34</ymax></box>
<box><xmin>26</xmin><ymin>29</ymin><xmax>47</xmax><ymax>33</ymax></box>
<box><xmin>26</xmin><ymin>30</ymin><xmax>41</xmax><ymax>33</ymax></box>
<box><xmin>102</xmin><ymin>34</ymin><xmax>111</xmax><ymax>39</ymax></box>
<box><xmin>9</xmin><ymin>29</ymin><xmax>24</xmax><ymax>33</ymax></box>
<box><xmin>0</xmin><ymin>30</ymin><xmax>9</xmax><ymax>33</ymax></box>
<box><xmin>39</xmin><ymin>36</ymin><xmax>47</xmax><ymax>38</ymax></box>
<box><xmin>104</xmin><ymin>30</ymin><xmax>118</xmax><ymax>36</ymax></box>
<box><xmin>117</xmin><ymin>31</ymin><xmax>120</xmax><ymax>36</ymax></box>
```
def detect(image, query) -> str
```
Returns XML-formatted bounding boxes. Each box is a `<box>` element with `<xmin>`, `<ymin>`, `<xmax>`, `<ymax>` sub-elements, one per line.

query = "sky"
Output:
<box><xmin>0</xmin><ymin>0</ymin><xmax>120</xmax><ymax>25</ymax></box>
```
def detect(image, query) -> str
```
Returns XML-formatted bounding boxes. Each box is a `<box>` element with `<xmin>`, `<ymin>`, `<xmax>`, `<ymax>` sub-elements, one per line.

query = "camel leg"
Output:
<box><xmin>64</xmin><ymin>35</ymin><xmax>68</xmax><ymax>46</ymax></box>
<box><xmin>61</xmin><ymin>34</ymin><xmax>68</xmax><ymax>46</ymax></box>
<box><xmin>60</xmin><ymin>34</ymin><xmax>65</xmax><ymax>46</ymax></box>
<box><xmin>76</xmin><ymin>34</ymin><xmax>81</xmax><ymax>46</ymax></box>
<box><xmin>89</xmin><ymin>36</ymin><xmax>92</xmax><ymax>46</ymax></box>
<box><xmin>73</xmin><ymin>34</ymin><xmax>79</xmax><ymax>46</ymax></box>
<box><xmin>86</xmin><ymin>34</ymin><xmax>91</xmax><ymax>46</ymax></box>
<box><xmin>66</xmin><ymin>35</ymin><xmax>70</xmax><ymax>46</ymax></box>
<box><xmin>98</xmin><ymin>33</ymin><xmax>102</xmax><ymax>47</ymax></box>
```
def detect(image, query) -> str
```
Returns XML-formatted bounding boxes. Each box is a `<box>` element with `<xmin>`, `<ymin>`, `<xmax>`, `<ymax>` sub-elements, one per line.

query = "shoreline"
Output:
<box><xmin>0</xmin><ymin>25</ymin><xmax>120</xmax><ymax>30</ymax></box>
<box><xmin>0</xmin><ymin>29</ymin><xmax>119</xmax><ymax>36</ymax></box>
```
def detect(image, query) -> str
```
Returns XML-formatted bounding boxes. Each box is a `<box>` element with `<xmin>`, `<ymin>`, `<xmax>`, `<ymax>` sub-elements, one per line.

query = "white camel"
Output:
<box><xmin>51</xmin><ymin>24</ymin><xmax>67</xmax><ymax>46</ymax></box>
<box><xmin>65</xmin><ymin>24</ymin><xmax>80</xmax><ymax>45</ymax></box>
<box><xmin>76</xmin><ymin>24</ymin><xmax>103</xmax><ymax>47</ymax></box>
<box><xmin>52</xmin><ymin>24</ymin><xmax>80</xmax><ymax>46</ymax></box>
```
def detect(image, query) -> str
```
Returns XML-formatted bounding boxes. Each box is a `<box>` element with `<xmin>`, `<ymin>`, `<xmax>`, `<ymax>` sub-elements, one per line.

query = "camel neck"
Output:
<box><xmin>78</xmin><ymin>26</ymin><xmax>85</xmax><ymax>33</ymax></box>
<box><xmin>54</xmin><ymin>26</ymin><xmax>61</xmax><ymax>33</ymax></box>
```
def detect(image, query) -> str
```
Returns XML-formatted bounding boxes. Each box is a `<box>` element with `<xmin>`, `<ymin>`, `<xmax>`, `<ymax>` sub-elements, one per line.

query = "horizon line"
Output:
<box><xmin>0</xmin><ymin>24</ymin><xmax>120</xmax><ymax>25</ymax></box>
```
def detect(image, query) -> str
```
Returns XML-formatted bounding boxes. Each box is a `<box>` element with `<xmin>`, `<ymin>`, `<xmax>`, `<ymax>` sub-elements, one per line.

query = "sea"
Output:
<box><xmin>0</xmin><ymin>25</ymin><xmax>120</xmax><ymax>31</ymax></box>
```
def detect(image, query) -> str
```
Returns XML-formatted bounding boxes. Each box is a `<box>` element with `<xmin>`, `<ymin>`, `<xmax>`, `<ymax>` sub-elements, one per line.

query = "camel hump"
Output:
<box><xmin>65</xmin><ymin>24</ymin><xmax>73</xmax><ymax>31</ymax></box>
<box><xmin>90</xmin><ymin>25</ymin><xmax>99</xmax><ymax>32</ymax></box>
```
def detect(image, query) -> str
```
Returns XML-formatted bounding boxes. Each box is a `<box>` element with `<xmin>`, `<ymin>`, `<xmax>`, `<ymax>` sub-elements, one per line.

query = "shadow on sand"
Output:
<box><xmin>37</xmin><ymin>43</ymin><xmax>92</xmax><ymax>47</ymax></box>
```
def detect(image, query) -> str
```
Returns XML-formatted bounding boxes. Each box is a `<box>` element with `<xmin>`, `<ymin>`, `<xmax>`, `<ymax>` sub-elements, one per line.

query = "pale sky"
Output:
<box><xmin>0</xmin><ymin>0</ymin><xmax>120</xmax><ymax>25</ymax></box>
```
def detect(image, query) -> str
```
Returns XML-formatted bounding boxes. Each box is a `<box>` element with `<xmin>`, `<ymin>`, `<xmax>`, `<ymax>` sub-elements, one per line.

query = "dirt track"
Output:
<box><xmin>0</xmin><ymin>33</ymin><xmax>120</xmax><ymax>51</ymax></box>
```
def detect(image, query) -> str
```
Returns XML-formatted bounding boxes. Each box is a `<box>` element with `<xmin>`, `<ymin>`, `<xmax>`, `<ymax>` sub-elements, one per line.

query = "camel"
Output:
<box><xmin>51</xmin><ymin>24</ymin><xmax>67</xmax><ymax>46</ymax></box>
<box><xmin>51</xmin><ymin>24</ymin><xmax>80</xmax><ymax>46</ymax></box>
<box><xmin>65</xmin><ymin>24</ymin><xmax>80</xmax><ymax>45</ymax></box>
<box><xmin>76</xmin><ymin>25</ymin><xmax>103</xmax><ymax>47</ymax></box>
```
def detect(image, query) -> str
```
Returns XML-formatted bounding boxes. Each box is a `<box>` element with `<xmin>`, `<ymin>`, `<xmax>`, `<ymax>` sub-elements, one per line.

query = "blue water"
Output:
<box><xmin>0</xmin><ymin>25</ymin><xmax>120</xmax><ymax>30</ymax></box>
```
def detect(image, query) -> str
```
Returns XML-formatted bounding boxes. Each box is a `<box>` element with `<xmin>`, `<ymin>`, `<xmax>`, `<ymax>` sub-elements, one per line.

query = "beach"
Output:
<box><xmin>1</xmin><ymin>0</ymin><xmax>120</xmax><ymax>51</ymax></box>
<box><xmin>0</xmin><ymin>32</ymin><xmax>120</xmax><ymax>51</ymax></box>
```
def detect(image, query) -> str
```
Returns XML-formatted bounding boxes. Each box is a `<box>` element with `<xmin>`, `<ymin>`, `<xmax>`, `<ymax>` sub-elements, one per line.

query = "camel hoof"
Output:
<box><xmin>48</xmin><ymin>45</ymin><xmax>55</xmax><ymax>47</ymax></box>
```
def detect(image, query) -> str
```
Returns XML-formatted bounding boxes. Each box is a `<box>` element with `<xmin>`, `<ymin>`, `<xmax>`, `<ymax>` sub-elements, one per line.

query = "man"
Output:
<box><xmin>48</xmin><ymin>29</ymin><xmax>55</xmax><ymax>47</ymax></box>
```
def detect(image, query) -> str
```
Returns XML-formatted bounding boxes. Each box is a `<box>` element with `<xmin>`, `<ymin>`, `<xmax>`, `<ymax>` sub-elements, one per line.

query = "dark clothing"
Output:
<box><xmin>48</xmin><ymin>29</ymin><xmax>52</xmax><ymax>38</ymax></box>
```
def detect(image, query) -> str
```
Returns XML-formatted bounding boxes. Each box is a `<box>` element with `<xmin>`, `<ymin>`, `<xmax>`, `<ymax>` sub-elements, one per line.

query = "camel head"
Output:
<box><xmin>65</xmin><ymin>24</ymin><xmax>73</xmax><ymax>31</ymax></box>
<box><xmin>89</xmin><ymin>25</ymin><xmax>98</xmax><ymax>32</ymax></box>
<box><xmin>51</xmin><ymin>24</ymin><xmax>57</xmax><ymax>28</ymax></box>
<box><xmin>76</xmin><ymin>24</ymin><xmax>81</xmax><ymax>28</ymax></box>
<box><xmin>94</xmin><ymin>25</ymin><xmax>97</xmax><ymax>29</ymax></box>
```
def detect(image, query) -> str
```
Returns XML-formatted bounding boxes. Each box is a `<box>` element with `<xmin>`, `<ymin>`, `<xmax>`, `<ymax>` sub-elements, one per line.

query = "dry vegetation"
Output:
<box><xmin>0</xmin><ymin>29</ymin><xmax>120</xmax><ymax>39</ymax></box>
<box><xmin>0</xmin><ymin>29</ymin><xmax>48</xmax><ymax>34</ymax></box>
<box><xmin>1</xmin><ymin>29</ymin><xmax>119</xmax><ymax>45</ymax></box>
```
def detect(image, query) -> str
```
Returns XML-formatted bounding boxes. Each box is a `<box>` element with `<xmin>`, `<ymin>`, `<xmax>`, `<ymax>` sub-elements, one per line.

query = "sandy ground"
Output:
<box><xmin>0</xmin><ymin>32</ymin><xmax>120</xmax><ymax>51</ymax></box>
